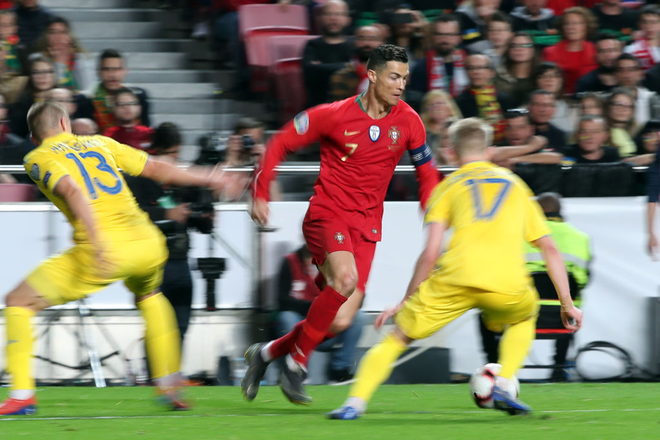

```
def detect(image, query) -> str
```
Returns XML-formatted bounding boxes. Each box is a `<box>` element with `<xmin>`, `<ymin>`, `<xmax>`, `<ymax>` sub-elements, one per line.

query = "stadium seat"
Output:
<box><xmin>0</xmin><ymin>184</ymin><xmax>37</xmax><ymax>202</ymax></box>
<box><xmin>273</xmin><ymin>59</ymin><xmax>308</xmax><ymax>124</ymax></box>
<box><xmin>268</xmin><ymin>35</ymin><xmax>317</xmax><ymax>71</ymax></box>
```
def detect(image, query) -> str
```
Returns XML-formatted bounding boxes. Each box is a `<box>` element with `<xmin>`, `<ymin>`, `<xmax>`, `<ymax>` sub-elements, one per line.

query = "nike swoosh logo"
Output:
<box><xmin>344</xmin><ymin>130</ymin><xmax>360</xmax><ymax>136</ymax></box>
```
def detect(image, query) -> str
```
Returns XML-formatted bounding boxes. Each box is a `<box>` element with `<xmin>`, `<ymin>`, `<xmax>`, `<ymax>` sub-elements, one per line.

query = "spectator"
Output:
<box><xmin>91</xmin><ymin>49</ymin><xmax>150</xmax><ymax>133</ymax></box>
<box><xmin>605</xmin><ymin>87</ymin><xmax>638</xmax><ymax>159</ymax></box>
<box><xmin>562</xmin><ymin>115</ymin><xmax>621</xmax><ymax>164</ymax></box>
<box><xmin>455</xmin><ymin>54</ymin><xmax>514</xmax><ymax>145</ymax></box>
<box><xmin>468</xmin><ymin>11</ymin><xmax>513</xmax><ymax>70</ymax></box>
<box><xmin>385</xmin><ymin>7</ymin><xmax>428</xmax><ymax>67</ymax></box>
<box><xmin>8</xmin><ymin>54</ymin><xmax>54</xmax><ymax>138</ymax></box>
<box><xmin>591</xmin><ymin>0</ymin><xmax>638</xmax><ymax>44</ymax></box>
<box><xmin>45</xmin><ymin>87</ymin><xmax>76</xmax><ymax>116</ymax></box>
<box><xmin>274</xmin><ymin>243</ymin><xmax>364</xmax><ymax>383</ymax></box>
<box><xmin>0</xmin><ymin>92</ymin><xmax>26</xmax><ymax>184</ymax></box>
<box><xmin>408</xmin><ymin>14</ymin><xmax>468</xmax><ymax>110</ymax></box>
<box><xmin>329</xmin><ymin>25</ymin><xmax>384</xmax><ymax>101</ymax></box>
<box><xmin>302</xmin><ymin>0</ymin><xmax>352</xmax><ymax>107</ymax></box>
<box><xmin>575</xmin><ymin>32</ymin><xmax>621</xmax><ymax>95</ymax></box>
<box><xmin>433</xmin><ymin>117</ymin><xmax>460</xmax><ymax>166</ymax></box>
<box><xmin>13</xmin><ymin>0</ymin><xmax>52</xmax><ymax>50</ymax></box>
<box><xmin>625</xmin><ymin>5</ymin><xmax>660</xmax><ymax>73</ymax></box>
<box><xmin>632</xmin><ymin>119</ymin><xmax>660</xmax><ymax>166</ymax></box>
<box><xmin>499</xmin><ymin>108</ymin><xmax>562</xmax><ymax>164</ymax></box>
<box><xmin>510</xmin><ymin>0</ymin><xmax>558</xmax><ymax>48</ymax></box>
<box><xmin>644</xmin><ymin>62</ymin><xmax>660</xmax><ymax>95</ymax></box>
<box><xmin>224</xmin><ymin>117</ymin><xmax>280</xmax><ymax>201</ymax></box>
<box><xmin>528</xmin><ymin>89</ymin><xmax>567</xmax><ymax>152</ymax></box>
<box><xmin>102</xmin><ymin>87</ymin><xmax>153</xmax><ymax>151</ymax></box>
<box><xmin>578</xmin><ymin>92</ymin><xmax>605</xmax><ymax>117</ymax></box>
<box><xmin>455</xmin><ymin>0</ymin><xmax>502</xmax><ymax>51</ymax></box>
<box><xmin>533</xmin><ymin>62</ymin><xmax>577</xmax><ymax>135</ymax></box>
<box><xmin>71</xmin><ymin>118</ymin><xmax>98</xmax><ymax>136</ymax></box>
<box><xmin>0</xmin><ymin>10</ymin><xmax>26</xmax><ymax>75</ymax></box>
<box><xmin>0</xmin><ymin>43</ymin><xmax>27</xmax><ymax>104</ymax></box>
<box><xmin>420</xmin><ymin>90</ymin><xmax>462</xmax><ymax>154</ymax></box>
<box><xmin>494</xmin><ymin>32</ymin><xmax>539</xmax><ymax>107</ymax></box>
<box><xmin>542</xmin><ymin>7</ymin><xmax>597</xmax><ymax>95</ymax></box>
<box><xmin>614</xmin><ymin>54</ymin><xmax>658</xmax><ymax>127</ymax></box>
<box><xmin>32</xmin><ymin>16</ymin><xmax>96</xmax><ymax>94</ymax></box>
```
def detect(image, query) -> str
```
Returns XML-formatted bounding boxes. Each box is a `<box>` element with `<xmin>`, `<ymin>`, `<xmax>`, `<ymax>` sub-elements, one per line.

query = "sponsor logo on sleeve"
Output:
<box><xmin>294</xmin><ymin>111</ymin><xmax>309</xmax><ymax>135</ymax></box>
<box><xmin>43</xmin><ymin>171</ymin><xmax>51</xmax><ymax>187</ymax></box>
<box><xmin>29</xmin><ymin>164</ymin><xmax>40</xmax><ymax>181</ymax></box>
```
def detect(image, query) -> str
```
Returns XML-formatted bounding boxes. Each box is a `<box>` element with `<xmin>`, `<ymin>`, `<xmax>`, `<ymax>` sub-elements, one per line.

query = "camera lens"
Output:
<box><xmin>242</xmin><ymin>134</ymin><xmax>255</xmax><ymax>150</ymax></box>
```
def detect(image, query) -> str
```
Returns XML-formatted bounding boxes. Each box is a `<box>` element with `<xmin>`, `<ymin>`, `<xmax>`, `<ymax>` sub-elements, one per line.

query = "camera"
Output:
<box><xmin>187</xmin><ymin>188</ymin><xmax>215</xmax><ymax>235</ymax></box>
<box><xmin>196</xmin><ymin>132</ymin><xmax>258</xmax><ymax>166</ymax></box>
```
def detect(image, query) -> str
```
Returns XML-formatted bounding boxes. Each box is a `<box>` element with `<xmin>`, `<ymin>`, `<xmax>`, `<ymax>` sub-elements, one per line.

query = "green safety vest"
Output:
<box><xmin>524</xmin><ymin>218</ymin><xmax>591</xmax><ymax>305</ymax></box>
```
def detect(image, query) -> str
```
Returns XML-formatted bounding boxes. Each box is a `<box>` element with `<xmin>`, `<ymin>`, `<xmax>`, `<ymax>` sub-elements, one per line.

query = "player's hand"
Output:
<box><xmin>561</xmin><ymin>305</ymin><xmax>583</xmax><ymax>332</ymax></box>
<box><xmin>375</xmin><ymin>302</ymin><xmax>404</xmax><ymax>330</ymax></box>
<box><xmin>166</xmin><ymin>203</ymin><xmax>192</xmax><ymax>224</ymax></box>
<box><xmin>208</xmin><ymin>166</ymin><xmax>250</xmax><ymax>201</ymax></box>
<box><xmin>251</xmin><ymin>197</ymin><xmax>269</xmax><ymax>226</ymax></box>
<box><xmin>648</xmin><ymin>233</ymin><xmax>659</xmax><ymax>260</ymax></box>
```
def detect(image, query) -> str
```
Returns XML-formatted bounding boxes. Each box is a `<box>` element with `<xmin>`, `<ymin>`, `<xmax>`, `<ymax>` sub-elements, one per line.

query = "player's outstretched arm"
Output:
<box><xmin>533</xmin><ymin>235</ymin><xmax>583</xmax><ymax>331</ymax></box>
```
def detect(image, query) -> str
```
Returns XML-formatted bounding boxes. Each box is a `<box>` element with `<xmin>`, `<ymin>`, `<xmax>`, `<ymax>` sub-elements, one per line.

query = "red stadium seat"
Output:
<box><xmin>239</xmin><ymin>4</ymin><xmax>310</xmax><ymax>92</ymax></box>
<box><xmin>273</xmin><ymin>59</ymin><xmax>307</xmax><ymax>125</ymax></box>
<box><xmin>0</xmin><ymin>184</ymin><xmax>36</xmax><ymax>202</ymax></box>
<box><xmin>268</xmin><ymin>35</ymin><xmax>317</xmax><ymax>72</ymax></box>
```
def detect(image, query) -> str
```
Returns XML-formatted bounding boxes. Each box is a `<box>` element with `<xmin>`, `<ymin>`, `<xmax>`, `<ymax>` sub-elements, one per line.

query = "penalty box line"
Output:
<box><xmin>2</xmin><ymin>407</ymin><xmax>660</xmax><ymax>422</ymax></box>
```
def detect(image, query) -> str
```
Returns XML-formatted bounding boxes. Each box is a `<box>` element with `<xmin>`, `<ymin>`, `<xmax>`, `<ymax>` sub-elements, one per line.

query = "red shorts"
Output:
<box><xmin>302</xmin><ymin>217</ymin><xmax>377</xmax><ymax>293</ymax></box>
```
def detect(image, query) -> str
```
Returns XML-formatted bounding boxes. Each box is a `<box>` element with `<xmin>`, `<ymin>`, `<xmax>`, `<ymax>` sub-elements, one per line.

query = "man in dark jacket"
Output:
<box><xmin>14</xmin><ymin>0</ymin><xmax>52</xmax><ymax>50</ymax></box>
<box><xmin>510</xmin><ymin>0</ymin><xmax>558</xmax><ymax>47</ymax></box>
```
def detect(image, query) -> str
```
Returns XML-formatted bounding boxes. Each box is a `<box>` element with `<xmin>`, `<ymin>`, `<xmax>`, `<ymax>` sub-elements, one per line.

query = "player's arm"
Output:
<box><xmin>408</xmin><ymin>115</ymin><xmax>441</xmax><ymax>209</ymax></box>
<box><xmin>251</xmin><ymin>106</ymin><xmax>331</xmax><ymax>225</ymax></box>
<box><xmin>532</xmin><ymin>235</ymin><xmax>582</xmax><ymax>331</ymax></box>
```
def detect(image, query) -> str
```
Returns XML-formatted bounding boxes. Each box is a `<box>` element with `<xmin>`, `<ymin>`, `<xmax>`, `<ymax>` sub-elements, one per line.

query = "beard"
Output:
<box><xmin>356</xmin><ymin>47</ymin><xmax>372</xmax><ymax>63</ymax></box>
<box><xmin>435</xmin><ymin>45</ymin><xmax>452</xmax><ymax>57</ymax></box>
<box><xmin>599</xmin><ymin>65</ymin><xmax>616</xmax><ymax>75</ymax></box>
<box><xmin>322</xmin><ymin>26</ymin><xmax>343</xmax><ymax>38</ymax></box>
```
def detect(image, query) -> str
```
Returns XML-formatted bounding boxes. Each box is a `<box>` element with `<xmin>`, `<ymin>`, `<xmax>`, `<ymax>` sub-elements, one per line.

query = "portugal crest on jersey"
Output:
<box><xmin>388</xmin><ymin>126</ymin><xmax>400</xmax><ymax>144</ymax></box>
<box><xmin>334</xmin><ymin>232</ymin><xmax>345</xmax><ymax>244</ymax></box>
<box><xmin>369</xmin><ymin>125</ymin><xmax>380</xmax><ymax>142</ymax></box>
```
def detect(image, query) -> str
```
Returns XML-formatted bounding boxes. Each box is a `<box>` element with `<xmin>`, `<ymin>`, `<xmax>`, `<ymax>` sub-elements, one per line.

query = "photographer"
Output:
<box><xmin>124</xmin><ymin>122</ymin><xmax>199</xmax><ymax>344</ymax></box>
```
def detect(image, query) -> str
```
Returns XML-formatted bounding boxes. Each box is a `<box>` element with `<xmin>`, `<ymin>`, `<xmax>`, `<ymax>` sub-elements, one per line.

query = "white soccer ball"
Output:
<box><xmin>469</xmin><ymin>363</ymin><xmax>520</xmax><ymax>409</ymax></box>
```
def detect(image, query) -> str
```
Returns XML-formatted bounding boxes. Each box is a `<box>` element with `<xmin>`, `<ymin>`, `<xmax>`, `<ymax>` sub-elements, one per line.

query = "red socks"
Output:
<box><xmin>268</xmin><ymin>321</ymin><xmax>304</xmax><ymax>360</ymax></box>
<box><xmin>291</xmin><ymin>286</ymin><xmax>347</xmax><ymax>367</ymax></box>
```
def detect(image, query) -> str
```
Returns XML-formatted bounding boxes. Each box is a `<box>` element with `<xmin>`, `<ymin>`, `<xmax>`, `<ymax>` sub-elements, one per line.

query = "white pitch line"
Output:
<box><xmin>2</xmin><ymin>407</ymin><xmax>660</xmax><ymax>422</ymax></box>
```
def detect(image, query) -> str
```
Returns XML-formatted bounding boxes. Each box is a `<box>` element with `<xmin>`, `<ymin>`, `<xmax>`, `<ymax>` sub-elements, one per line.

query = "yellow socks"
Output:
<box><xmin>349</xmin><ymin>332</ymin><xmax>407</xmax><ymax>405</ymax></box>
<box><xmin>498</xmin><ymin>318</ymin><xmax>536</xmax><ymax>379</ymax></box>
<box><xmin>4</xmin><ymin>307</ymin><xmax>36</xmax><ymax>393</ymax></box>
<box><xmin>137</xmin><ymin>293</ymin><xmax>181</xmax><ymax>382</ymax></box>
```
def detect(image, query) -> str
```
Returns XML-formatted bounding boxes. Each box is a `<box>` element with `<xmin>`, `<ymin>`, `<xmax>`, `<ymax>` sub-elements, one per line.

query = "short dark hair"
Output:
<box><xmin>616</xmin><ymin>53</ymin><xmax>641</xmax><ymax>67</ymax></box>
<box><xmin>434</xmin><ymin>13</ymin><xmax>459</xmax><ymax>26</ymax></box>
<box><xmin>114</xmin><ymin>87</ymin><xmax>138</xmax><ymax>101</ymax></box>
<box><xmin>48</xmin><ymin>16</ymin><xmax>70</xmax><ymax>30</ymax></box>
<box><xmin>152</xmin><ymin>122</ymin><xmax>182</xmax><ymax>152</ymax></box>
<box><xmin>234</xmin><ymin>117</ymin><xmax>265</xmax><ymax>135</ymax></box>
<box><xmin>504</xmin><ymin>108</ymin><xmax>532</xmax><ymax>124</ymax></box>
<box><xmin>366</xmin><ymin>44</ymin><xmax>408</xmax><ymax>72</ymax></box>
<box><xmin>489</xmin><ymin>11</ymin><xmax>512</xmax><ymax>28</ymax></box>
<box><xmin>640</xmin><ymin>4</ymin><xmax>660</xmax><ymax>19</ymax></box>
<box><xmin>579</xmin><ymin>114</ymin><xmax>608</xmax><ymax>130</ymax></box>
<box><xmin>535</xmin><ymin>192</ymin><xmax>561</xmax><ymax>215</ymax></box>
<box><xmin>530</xmin><ymin>89</ymin><xmax>554</xmax><ymax>99</ymax></box>
<box><xmin>99</xmin><ymin>48</ymin><xmax>123</xmax><ymax>68</ymax></box>
<box><xmin>594</xmin><ymin>32</ymin><xmax>618</xmax><ymax>45</ymax></box>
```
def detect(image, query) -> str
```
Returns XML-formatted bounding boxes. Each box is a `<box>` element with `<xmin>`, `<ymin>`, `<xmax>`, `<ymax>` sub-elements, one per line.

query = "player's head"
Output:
<box><xmin>448</xmin><ymin>117</ymin><xmax>494</xmax><ymax>162</ymax></box>
<box><xmin>114</xmin><ymin>87</ymin><xmax>141</xmax><ymax>126</ymax></box>
<box><xmin>27</xmin><ymin>100</ymin><xmax>71</xmax><ymax>144</ymax></box>
<box><xmin>366</xmin><ymin>44</ymin><xmax>409</xmax><ymax>106</ymax></box>
<box><xmin>535</xmin><ymin>192</ymin><xmax>562</xmax><ymax>216</ymax></box>
<box><xmin>151</xmin><ymin>122</ymin><xmax>181</xmax><ymax>158</ymax></box>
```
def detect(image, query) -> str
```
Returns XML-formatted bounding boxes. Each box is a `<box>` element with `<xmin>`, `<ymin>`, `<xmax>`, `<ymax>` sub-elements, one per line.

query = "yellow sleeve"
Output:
<box><xmin>523</xmin><ymin>190</ymin><xmax>551</xmax><ymax>243</ymax></box>
<box><xmin>424</xmin><ymin>181</ymin><xmax>451</xmax><ymax>225</ymax></box>
<box><xmin>23</xmin><ymin>150</ymin><xmax>69</xmax><ymax>192</ymax></box>
<box><xmin>102</xmin><ymin>136</ymin><xmax>149</xmax><ymax>176</ymax></box>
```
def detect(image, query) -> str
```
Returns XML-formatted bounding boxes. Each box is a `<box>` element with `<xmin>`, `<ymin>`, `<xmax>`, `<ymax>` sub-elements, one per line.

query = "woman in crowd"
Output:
<box><xmin>631</xmin><ymin>119</ymin><xmax>660</xmax><ymax>166</ymax></box>
<box><xmin>605</xmin><ymin>88</ymin><xmax>639</xmax><ymax>159</ymax></box>
<box><xmin>420</xmin><ymin>90</ymin><xmax>462</xmax><ymax>155</ymax></box>
<box><xmin>386</xmin><ymin>7</ymin><xmax>428</xmax><ymax>68</ymax></box>
<box><xmin>494</xmin><ymin>32</ymin><xmax>539</xmax><ymax>107</ymax></box>
<box><xmin>533</xmin><ymin>62</ymin><xmax>577</xmax><ymax>135</ymax></box>
<box><xmin>8</xmin><ymin>55</ymin><xmax>55</xmax><ymax>137</ymax></box>
<box><xmin>578</xmin><ymin>92</ymin><xmax>605</xmax><ymax>117</ymax></box>
<box><xmin>32</xmin><ymin>16</ymin><xmax>95</xmax><ymax>94</ymax></box>
<box><xmin>542</xmin><ymin>7</ymin><xmax>597</xmax><ymax>95</ymax></box>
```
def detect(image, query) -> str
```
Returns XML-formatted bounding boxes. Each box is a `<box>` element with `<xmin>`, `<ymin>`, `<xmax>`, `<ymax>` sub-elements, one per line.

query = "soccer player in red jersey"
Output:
<box><xmin>241</xmin><ymin>44</ymin><xmax>441</xmax><ymax>404</ymax></box>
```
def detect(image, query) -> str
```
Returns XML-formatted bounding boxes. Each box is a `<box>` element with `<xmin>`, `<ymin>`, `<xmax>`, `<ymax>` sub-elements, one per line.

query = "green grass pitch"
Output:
<box><xmin>0</xmin><ymin>384</ymin><xmax>658</xmax><ymax>439</ymax></box>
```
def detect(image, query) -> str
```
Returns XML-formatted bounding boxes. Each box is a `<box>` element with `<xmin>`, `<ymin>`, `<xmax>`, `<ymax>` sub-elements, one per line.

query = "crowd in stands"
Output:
<box><xmin>0</xmin><ymin>0</ymin><xmax>659</xmax><ymax>199</ymax></box>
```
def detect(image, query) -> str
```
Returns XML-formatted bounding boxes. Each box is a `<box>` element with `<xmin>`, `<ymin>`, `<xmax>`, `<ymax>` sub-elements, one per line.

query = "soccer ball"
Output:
<box><xmin>469</xmin><ymin>363</ymin><xmax>520</xmax><ymax>409</ymax></box>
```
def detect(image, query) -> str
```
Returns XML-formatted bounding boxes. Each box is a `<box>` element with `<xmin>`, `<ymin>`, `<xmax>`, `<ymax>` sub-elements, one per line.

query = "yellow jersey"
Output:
<box><xmin>424</xmin><ymin>161</ymin><xmax>550</xmax><ymax>294</ymax></box>
<box><xmin>23</xmin><ymin>132</ymin><xmax>157</xmax><ymax>243</ymax></box>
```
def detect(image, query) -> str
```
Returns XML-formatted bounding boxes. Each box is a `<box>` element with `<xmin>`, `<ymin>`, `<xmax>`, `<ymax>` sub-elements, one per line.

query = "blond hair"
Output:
<box><xmin>420</xmin><ymin>90</ymin><xmax>463</xmax><ymax>129</ymax></box>
<box><xmin>448</xmin><ymin>117</ymin><xmax>492</xmax><ymax>158</ymax></box>
<box><xmin>27</xmin><ymin>100</ymin><xmax>69</xmax><ymax>143</ymax></box>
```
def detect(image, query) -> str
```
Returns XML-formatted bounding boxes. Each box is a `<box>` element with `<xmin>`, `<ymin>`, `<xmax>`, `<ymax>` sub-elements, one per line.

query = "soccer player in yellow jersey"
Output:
<box><xmin>0</xmin><ymin>101</ymin><xmax>246</xmax><ymax>416</ymax></box>
<box><xmin>329</xmin><ymin>117</ymin><xmax>583</xmax><ymax>419</ymax></box>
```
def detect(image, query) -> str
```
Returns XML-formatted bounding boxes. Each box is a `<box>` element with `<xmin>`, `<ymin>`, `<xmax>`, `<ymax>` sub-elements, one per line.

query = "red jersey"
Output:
<box><xmin>542</xmin><ymin>40</ymin><xmax>597</xmax><ymax>95</ymax></box>
<box><xmin>102</xmin><ymin>125</ymin><xmax>154</xmax><ymax>152</ymax></box>
<box><xmin>253</xmin><ymin>95</ymin><xmax>441</xmax><ymax>242</ymax></box>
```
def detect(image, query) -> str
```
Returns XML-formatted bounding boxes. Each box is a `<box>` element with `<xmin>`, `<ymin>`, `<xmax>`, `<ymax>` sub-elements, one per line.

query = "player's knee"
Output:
<box><xmin>331</xmin><ymin>270</ymin><xmax>358</xmax><ymax>296</ymax></box>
